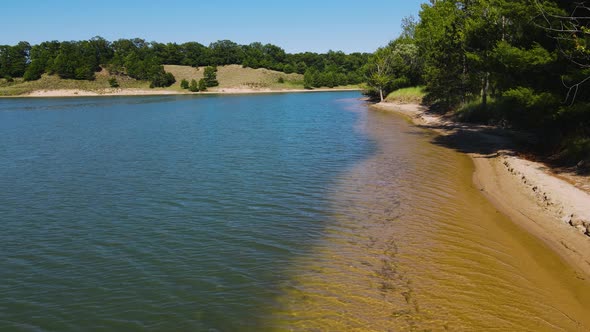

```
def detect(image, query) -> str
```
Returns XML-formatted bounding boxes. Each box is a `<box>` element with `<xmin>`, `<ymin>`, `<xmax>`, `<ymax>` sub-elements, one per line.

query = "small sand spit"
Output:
<box><xmin>373</xmin><ymin>101</ymin><xmax>590</xmax><ymax>278</ymax></box>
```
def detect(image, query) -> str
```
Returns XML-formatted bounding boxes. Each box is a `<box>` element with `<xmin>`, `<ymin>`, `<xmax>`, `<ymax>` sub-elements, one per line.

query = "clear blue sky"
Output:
<box><xmin>0</xmin><ymin>0</ymin><xmax>425</xmax><ymax>53</ymax></box>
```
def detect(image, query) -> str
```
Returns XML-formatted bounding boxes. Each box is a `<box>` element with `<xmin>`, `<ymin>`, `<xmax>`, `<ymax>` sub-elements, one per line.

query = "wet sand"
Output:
<box><xmin>374</xmin><ymin>102</ymin><xmax>590</xmax><ymax>278</ymax></box>
<box><xmin>272</xmin><ymin>101</ymin><xmax>590</xmax><ymax>330</ymax></box>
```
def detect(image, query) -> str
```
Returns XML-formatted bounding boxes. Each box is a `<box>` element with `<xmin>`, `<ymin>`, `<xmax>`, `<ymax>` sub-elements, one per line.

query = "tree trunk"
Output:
<box><xmin>502</xmin><ymin>16</ymin><xmax>506</xmax><ymax>41</ymax></box>
<box><xmin>482</xmin><ymin>72</ymin><xmax>489</xmax><ymax>109</ymax></box>
<box><xmin>462</xmin><ymin>53</ymin><xmax>467</xmax><ymax>104</ymax></box>
<box><xmin>379</xmin><ymin>88</ymin><xmax>384</xmax><ymax>102</ymax></box>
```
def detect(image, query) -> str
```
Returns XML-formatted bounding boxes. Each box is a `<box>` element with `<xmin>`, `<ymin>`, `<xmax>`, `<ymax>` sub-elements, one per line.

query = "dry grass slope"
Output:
<box><xmin>385</xmin><ymin>86</ymin><xmax>426</xmax><ymax>104</ymax></box>
<box><xmin>0</xmin><ymin>70</ymin><xmax>149</xmax><ymax>96</ymax></box>
<box><xmin>164</xmin><ymin>64</ymin><xmax>304</xmax><ymax>90</ymax></box>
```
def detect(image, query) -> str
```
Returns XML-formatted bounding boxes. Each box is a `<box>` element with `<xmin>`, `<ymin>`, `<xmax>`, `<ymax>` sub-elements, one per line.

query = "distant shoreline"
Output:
<box><xmin>1</xmin><ymin>87</ymin><xmax>361</xmax><ymax>99</ymax></box>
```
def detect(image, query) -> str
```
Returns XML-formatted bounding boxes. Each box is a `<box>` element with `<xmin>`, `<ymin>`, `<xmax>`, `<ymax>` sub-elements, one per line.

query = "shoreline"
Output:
<box><xmin>1</xmin><ymin>87</ymin><xmax>361</xmax><ymax>99</ymax></box>
<box><xmin>372</xmin><ymin>101</ymin><xmax>590</xmax><ymax>279</ymax></box>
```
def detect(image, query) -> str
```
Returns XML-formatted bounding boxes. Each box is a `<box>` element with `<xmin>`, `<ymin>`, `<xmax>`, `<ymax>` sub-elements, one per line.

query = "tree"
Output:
<box><xmin>0</xmin><ymin>42</ymin><xmax>30</xmax><ymax>78</ymax></box>
<box><xmin>89</xmin><ymin>36</ymin><xmax>113</xmax><ymax>66</ymax></box>
<box><xmin>198</xmin><ymin>78</ymin><xmax>207</xmax><ymax>91</ymax></box>
<box><xmin>0</xmin><ymin>37</ymin><xmax>370</xmax><ymax>92</ymax></box>
<box><xmin>209</xmin><ymin>40</ymin><xmax>244</xmax><ymax>65</ymax></box>
<box><xmin>180</xmin><ymin>79</ymin><xmax>189</xmax><ymax>89</ymax></box>
<box><xmin>415</xmin><ymin>0</ymin><xmax>469</xmax><ymax>106</ymax></box>
<box><xmin>400</xmin><ymin>15</ymin><xmax>418</xmax><ymax>40</ymax></box>
<box><xmin>464</xmin><ymin>0</ymin><xmax>504</xmax><ymax>108</ymax></box>
<box><xmin>189</xmin><ymin>79</ymin><xmax>199</xmax><ymax>92</ymax></box>
<box><xmin>203</xmin><ymin>66</ymin><xmax>219</xmax><ymax>87</ymax></box>
<box><xmin>75</xmin><ymin>65</ymin><xmax>95</xmax><ymax>80</ymax></box>
<box><xmin>304</xmin><ymin>67</ymin><xmax>319</xmax><ymax>88</ymax></box>
<box><xmin>365</xmin><ymin>47</ymin><xmax>394</xmax><ymax>101</ymax></box>
<box><xmin>533</xmin><ymin>0</ymin><xmax>590</xmax><ymax>103</ymax></box>
<box><xmin>23</xmin><ymin>59</ymin><xmax>44</xmax><ymax>81</ymax></box>
<box><xmin>149</xmin><ymin>71</ymin><xmax>175</xmax><ymax>88</ymax></box>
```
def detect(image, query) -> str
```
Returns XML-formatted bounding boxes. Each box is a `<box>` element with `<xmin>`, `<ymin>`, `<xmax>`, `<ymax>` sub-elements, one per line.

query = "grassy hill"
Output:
<box><xmin>164</xmin><ymin>64</ymin><xmax>304</xmax><ymax>90</ymax></box>
<box><xmin>0</xmin><ymin>65</ymin><xmax>358</xmax><ymax>96</ymax></box>
<box><xmin>385</xmin><ymin>86</ymin><xmax>426</xmax><ymax>104</ymax></box>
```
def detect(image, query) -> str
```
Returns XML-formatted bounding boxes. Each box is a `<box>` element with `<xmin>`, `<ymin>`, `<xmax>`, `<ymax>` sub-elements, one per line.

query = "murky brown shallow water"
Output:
<box><xmin>273</xmin><ymin>105</ymin><xmax>590</xmax><ymax>331</ymax></box>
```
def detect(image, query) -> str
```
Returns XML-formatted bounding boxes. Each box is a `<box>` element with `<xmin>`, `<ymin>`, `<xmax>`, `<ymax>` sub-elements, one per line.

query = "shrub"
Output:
<box><xmin>277</xmin><ymin>76</ymin><xmax>285</xmax><ymax>83</ymax></box>
<box><xmin>455</xmin><ymin>98</ymin><xmax>502</xmax><ymax>124</ymax></box>
<box><xmin>198</xmin><ymin>78</ymin><xmax>207</xmax><ymax>91</ymax></box>
<box><xmin>555</xmin><ymin>136</ymin><xmax>590</xmax><ymax>166</ymax></box>
<box><xmin>203</xmin><ymin>66</ymin><xmax>219</xmax><ymax>87</ymax></box>
<box><xmin>150</xmin><ymin>72</ymin><xmax>175</xmax><ymax>88</ymax></box>
<box><xmin>108</xmin><ymin>77</ymin><xmax>120</xmax><ymax>88</ymax></box>
<box><xmin>499</xmin><ymin>87</ymin><xmax>560</xmax><ymax>129</ymax></box>
<box><xmin>283</xmin><ymin>64</ymin><xmax>294</xmax><ymax>74</ymax></box>
<box><xmin>189</xmin><ymin>79</ymin><xmax>199</xmax><ymax>92</ymax></box>
<box><xmin>180</xmin><ymin>79</ymin><xmax>189</xmax><ymax>89</ymax></box>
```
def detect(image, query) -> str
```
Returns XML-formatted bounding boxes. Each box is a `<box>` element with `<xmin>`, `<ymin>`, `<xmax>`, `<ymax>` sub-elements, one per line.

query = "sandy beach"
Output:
<box><xmin>10</xmin><ymin>87</ymin><xmax>360</xmax><ymax>98</ymax></box>
<box><xmin>373</xmin><ymin>102</ymin><xmax>590</xmax><ymax>278</ymax></box>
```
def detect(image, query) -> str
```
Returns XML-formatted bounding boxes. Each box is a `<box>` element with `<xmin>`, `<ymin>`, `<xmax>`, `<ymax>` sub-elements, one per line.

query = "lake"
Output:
<box><xmin>1</xmin><ymin>92</ymin><xmax>589</xmax><ymax>331</ymax></box>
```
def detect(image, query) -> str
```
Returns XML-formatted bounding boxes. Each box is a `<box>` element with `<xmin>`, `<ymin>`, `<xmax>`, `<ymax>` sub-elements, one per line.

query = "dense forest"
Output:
<box><xmin>0</xmin><ymin>38</ymin><xmax>369</xmax><ymax>88</ymax></box>
<box><xmin>366</xmin><ymin>0</ymin><xmax>590</xmax><ymax>165</ymax></box>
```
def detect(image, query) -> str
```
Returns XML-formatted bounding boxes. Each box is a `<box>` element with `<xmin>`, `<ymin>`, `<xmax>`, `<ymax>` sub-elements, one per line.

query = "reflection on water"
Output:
<box><xmin>274</xmin><ymin>105</ymin><xmax>590</xmax><ymax>331</ymax></box>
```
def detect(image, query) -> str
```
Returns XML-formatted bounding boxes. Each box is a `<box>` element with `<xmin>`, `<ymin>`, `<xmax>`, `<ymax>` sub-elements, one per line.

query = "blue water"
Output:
<box><xmin>0</xmin><ymin>92</ymin><xmax>372</xmax><ymax>331</ymax></box>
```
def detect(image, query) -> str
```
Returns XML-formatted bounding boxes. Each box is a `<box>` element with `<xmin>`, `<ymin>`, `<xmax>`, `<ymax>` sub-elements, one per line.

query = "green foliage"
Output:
<box><xmin>75</xmin><ymin>65</ymin><xmax>95</xmax><ymax>80</ymax></box>
<box><xmin>0</xmin><ymin>42</ymin><xmax>30</xmax><ymax>78</ymax></box>
<box><xmin>149</xmin><ymin>71</ymin><xmax>175</xmax><ymax>88</ymax></box>
<box><xmin>559</xmin><ymin>137</ymin><xmax>590</xmax><ymax>166</ymax></box>
<box><xmin>303</xmin><ymin>69</ymin><xmax>314</xmax><ymax>89</ymax></box>
<box><xmin>23</xmin><ymin>60</ymin><xmax>44</xmax><ymax>81</ymax></box>
<box><xmin>364</xmin><ymin>47</ymin><xmax>394</xmax><ymax>101</ymax></box>
<box><xmin>499</xmin><ymin>87</ymin><xmax>560</xmax><ymax>128</ymax></box>
<box><xmin>455</xmin><ymin>87</ymin><xmax>561</xmax><ymax>129</ymax></box>
<box><xmin>50</xmin><ymin>41</ymin><xmax>101</xmax><ymax>80</ymax></box>
<box><xmin>277</xmin><ymin>76</ymin><xmax>285</xmax><ymax>83</ymax></box>
<box><xmin>302</xmin><ymin>66</ymin><xmax>350</xmax><ymax>89</ymax></box>
<box><xmin>455</xmin><ymin>98</ymin><xmax>503</xmax><ymax>124</ymax></box>
<box><xmin>108</xmin><ymin>77</ymin><xmax>119</xmax><ymax>88</ymax></box>
<box><xmin>180</xmin><ymin>79</ymin><xmax>189</xmax><ymax>89</ymax></box>
<box><xmin>189</xmin><ymin>79</ymin><xmax>199</xmax><ymax>92</ymax></box>
<box><xmin>0</xmin><ymin>37</ymin><xmax>366</xmax><ymax>91</ymax></box>
<box><xmin>378</xmin><ymin>0</ymin><xmax>590</xmax><ymax>165</ymax></box>
<box><xmin>203</xmin><ymin>66</ymin><xmax>219</xmax><ymax>87</ymax></box>
<box><xmin>415</xmin><ymin>0</ymin><xmax>468</xmax><ymax>106</ymax></box>
<box><xmin>198</xmin><ymin>78</ymin><xmax>207</xmax><ymax>91</ymax></box>
<box><xmin>209</xmin><ymin>40</ymin><xmax>244</xmax><ymax>65</ymax></box>
<box><xmin>364</xmin><ymin>38</ymin><xmax>423</xmax><ymax>100</ymax></box>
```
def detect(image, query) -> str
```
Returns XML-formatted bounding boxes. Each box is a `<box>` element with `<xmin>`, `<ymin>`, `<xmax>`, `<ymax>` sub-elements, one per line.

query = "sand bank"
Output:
<box><xmin>373</xmin><ymin>102</ymin><xmax>590</xmax><ymax>278</ymax></box>
<box><xmin>15</xmin><ymin>87</ymin><xmax>360</xmax><ymax>98</ymax></box>
<box><xmin>25</xmin><ymin>88</ymin><xmax>183</xmax><ymax>97</ymax></box>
